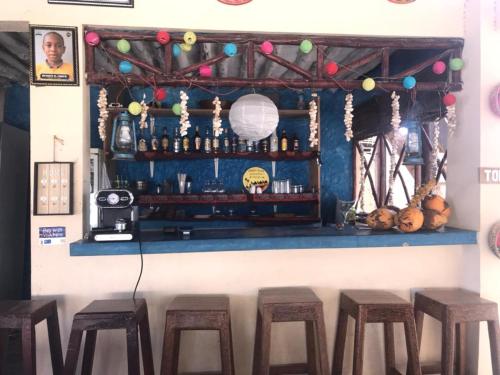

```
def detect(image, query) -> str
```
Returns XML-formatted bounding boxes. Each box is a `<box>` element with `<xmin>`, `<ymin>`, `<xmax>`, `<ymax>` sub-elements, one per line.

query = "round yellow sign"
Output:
<box><xmin>242</xmin><ymin>167</ymin><xmax>269</xmax><ymax>192</ymax></box>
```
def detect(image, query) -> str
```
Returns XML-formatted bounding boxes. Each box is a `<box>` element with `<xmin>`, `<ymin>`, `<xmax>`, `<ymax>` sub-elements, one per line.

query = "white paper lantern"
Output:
<box><xmin>229</xmin><ymin>94</ymin><xmax>279</xmax><ymax>142</ymax></box>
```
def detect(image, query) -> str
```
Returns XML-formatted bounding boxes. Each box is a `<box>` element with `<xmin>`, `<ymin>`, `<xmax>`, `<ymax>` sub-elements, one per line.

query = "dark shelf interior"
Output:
<box><xmin>135</xmin><ymin>151</ymin><xmax>319</xmax><ymax>161</ymax></box>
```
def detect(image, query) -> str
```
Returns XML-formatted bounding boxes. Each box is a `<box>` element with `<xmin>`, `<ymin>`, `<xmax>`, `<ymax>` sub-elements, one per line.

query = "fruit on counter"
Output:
<box><xmin>423</xmin><ymin>209</ymin><xmax>448</xmax><ymax>230</ymax></box>
<box><xmin>366</xmin><ymin>207</ymin><xmax>397</xmax><ymax>230</ymax></box>
<box><xmin>423</xmin><ymin>194</ymin><xmax>451</xmax><ymax>218</ymax></box>
<box><xmin>394</xmin><ymin>207</ymin><xmax>424</xmax><ymax>233</ymax></box>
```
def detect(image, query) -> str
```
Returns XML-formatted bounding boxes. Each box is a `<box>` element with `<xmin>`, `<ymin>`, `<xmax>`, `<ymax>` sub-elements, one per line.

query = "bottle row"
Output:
<box><xmin>137</xmin><ymin>126</ymin><xmax>303</xmax><ymax>154</ymax></box>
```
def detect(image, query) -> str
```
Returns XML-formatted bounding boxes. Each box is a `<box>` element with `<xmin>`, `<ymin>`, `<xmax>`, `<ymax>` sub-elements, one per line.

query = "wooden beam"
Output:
<box><xmin>247</xmin><ymin>41</ymin><xmax>255</xmax><ymax>79</ymax></box>
<box><xmin>256</xmin><ymin>51</ymin><xmax>313</xmax><ymax>80</ymax></box>
<box><xmin>100</xmin><ymin>45</ymin><xmax>164</xmax><ymax>76</ymax></box>
<box><xmin>337</xmin><ymin>50</ymin><xmax>382</xmax><ymax>77</ymax></box>
<box><xmin>381</xmin><ymin>48</ymin><xmax>390</xmax><ymax>78</ymax></box>
<box><xmin>175</xmin><ymin>53</ymin><xmax>227</xmax><ymax>76</ymax></box>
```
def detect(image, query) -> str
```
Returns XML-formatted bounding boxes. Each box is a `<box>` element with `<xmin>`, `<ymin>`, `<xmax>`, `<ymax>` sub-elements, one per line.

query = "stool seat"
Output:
<box><xmin>332</xmin><ymin>290</ymin><xmax>421</xmax><ymax>375</ymax></box>
<box><xmin>64</xmin><ymin>298</ymin><xmax>154</xmax><ymax>375</ymax></box>
<box><xmin>252</xmin><ymin>287</ymin><xmax>329</xmax><ymax>375</ymax></box>
<box><xmin>413</xmin><ymin>288</ymin><xmax>499</xmax><ymax>375</ymax></box>
<box><xmin>161</xmin><ymin>295</ymin><xmax>235</xmax><ymax>375</ymax></box>
<box><xmin>0</xmin><ymin>299</ymin><xmax>63</xmax><ymax>375</ymax></box>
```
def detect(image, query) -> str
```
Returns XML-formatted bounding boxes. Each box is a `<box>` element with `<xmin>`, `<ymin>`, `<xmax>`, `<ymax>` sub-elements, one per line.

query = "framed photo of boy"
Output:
<box><xmin>47</xmin><ymin>0</ymin><xmax>133</xmax><ymax>7</ymax></box>
<box><xmin>30</xmin><ymin>25</ymin><xmax>79</xmax><ymax>86</ymax></box>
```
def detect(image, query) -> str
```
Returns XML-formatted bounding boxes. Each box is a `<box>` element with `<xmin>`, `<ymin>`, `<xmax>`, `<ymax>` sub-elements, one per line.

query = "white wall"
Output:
<box><xmin>2</xmin><ymin>1</ymin><xmax>487</xmax><ymax>374</ymax></box>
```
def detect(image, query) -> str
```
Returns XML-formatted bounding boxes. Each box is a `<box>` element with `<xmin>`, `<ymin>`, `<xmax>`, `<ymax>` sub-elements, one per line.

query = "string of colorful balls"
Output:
<box><xmin>85</xmin><ymin>30</ymin><xmax>464</xmax><ymax>116</ymax></box>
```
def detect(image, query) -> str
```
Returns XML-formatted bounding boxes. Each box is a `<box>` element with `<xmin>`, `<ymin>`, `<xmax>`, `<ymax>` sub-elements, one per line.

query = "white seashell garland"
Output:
<box><xmin>308</xmin><ymin>99</ymin><xmax>319</xmax><ymax>148</ymax></box>
<box><xmin>445</xmin><ymin>103</ymin><xmax>457</xmax><ymax>136</ymax></box>
<box><xmin>179</xmin><ymin>91</ymin><xmax>191</xmax><ymax>136</ymax></box>
<box><xmin>212</xmin><ymin>96</ymin><xmax>222</xmax><ymax>137</ymax></box>
<box><xmin>139</xmin><ymin>98</ymin><xmax>149</xmax><ymax>130</ymax></box>
<box><xmin>431</xmin><ymin>119</ymin><xmax>440</xmax><ymax>180</ymax></box>
<box><xmin>390</xmin><ymin>91</ymin><xmax>401</xmax><ymax>131</ymax></box>
<box><xmin>97</xmin><ymin>87</ymin><xmax>108</xmax><ymax>142</ymax></box>
<box><xmin>344</xmin><ymin>92</ymin><xmax>354</xmax><ymax>142</ymax></box>
<box><xmin>387</xmin><ymin>91</ymin><xmax>401</xmax><ymax>206</ymax></box>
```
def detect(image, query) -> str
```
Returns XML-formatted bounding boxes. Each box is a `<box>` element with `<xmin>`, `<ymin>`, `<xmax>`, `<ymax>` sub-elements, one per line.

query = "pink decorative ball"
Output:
<box><xmin>199</xmin><ymin>65</ymin><xmax>212</xmax><ymax>77</ymax></box>
<box><xmin>432</xmin><ymin>60</ymin><xmax>446</xmax><ymax>75</ymax></box>
<box><xmin>85</xmin><ymin>31</ymin><xmax>100</xmax><ymax>46</ymax></box>
<box><xmin>324</xmin><ymin>61</ymin><xmax>339</xmax><ymax>76</ymax></box>
<box><xmin>260</xmin><ymin>41</ymin><xmax>274</xmax><ymax>55</ymax></box>
<box><xmin>443</xmin><ymin>93</ymin><xmax>456</xmax><ymax>107</ymax></box>
<box><xmin>154</xmin><ymin>88</ymin><xmax>167</xmax><ymax>101</ymax></box>
<box><xmin>156</xmin><ymin>30</ymin><xmax>170</xmax><ymax>45</ymax></box>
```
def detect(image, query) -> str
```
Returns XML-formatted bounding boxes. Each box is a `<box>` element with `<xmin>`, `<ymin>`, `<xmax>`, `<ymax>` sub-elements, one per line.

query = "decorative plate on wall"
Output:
<box><xmin>488</xmin><ymin>221</ymin><xmax>500</xmax><ymax>259</ymax></box>
<box><xmin>388</xmin><ymin>0</ymin><xmax>415</xmax><ymax>3</ymax></box>
<box><xmin>218</xmin><ymin>0</ymin><xmax>252</xmax><ymax>4</ymax></box>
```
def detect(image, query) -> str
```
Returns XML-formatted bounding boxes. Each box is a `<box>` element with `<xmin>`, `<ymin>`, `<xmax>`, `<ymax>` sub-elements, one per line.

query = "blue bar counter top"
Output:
<box><xmin>70</xmin><ymin>225</ymin><xmax>477</xmax><ymax>256</ymax></box>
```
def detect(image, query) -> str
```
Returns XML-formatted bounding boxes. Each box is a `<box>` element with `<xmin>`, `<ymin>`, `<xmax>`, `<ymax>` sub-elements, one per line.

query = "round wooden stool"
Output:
<box><xmin>252</xmin><ymin>287</ymin><xmax>329</xmax><ymax>375</ymax></box>
<box><xmin>332</xmin><ymin>290</ymin><xmax>421</xmax><ymax>375</ymax></box>
<box><xmin>413</xmin><ymin>288</ymin><xmax>500</xmax><ymax>375</ymax></box>
<box><xmin>160</xmin><ymin>294</ymin><xmax>235</xmax><ymax>375</ymax></box>
<box><xmin>0</xmin><ymin>299</ymin><xmax>63</xmax><ymax>375</ymax></box>
<box><xmin>63</xmin><ymin>298</ymin><xmax>154</xmax><ymax>375</ymax></box>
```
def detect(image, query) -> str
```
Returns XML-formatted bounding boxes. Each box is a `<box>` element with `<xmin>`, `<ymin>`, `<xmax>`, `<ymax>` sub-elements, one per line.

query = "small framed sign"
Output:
<box><xmin>34</xmin><ymin>162</ymin><xmax>74</xmax><ymax>215</ymax></box>
<box><xmin>30</xmin><ymin>25</ymin><xmax>79</xmax><ymax>86</ymax></box>
<box><xmin>48</xmin><ymin>0</ymin><xmax>133</xmax><ymax>7</ymax></box>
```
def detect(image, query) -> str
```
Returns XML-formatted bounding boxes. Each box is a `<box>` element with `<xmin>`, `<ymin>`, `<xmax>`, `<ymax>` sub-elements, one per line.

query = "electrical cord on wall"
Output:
<box><xmin>132</xmin><ymin>244</ymin><xmax>143</xmax><ymax>301</ymax></box>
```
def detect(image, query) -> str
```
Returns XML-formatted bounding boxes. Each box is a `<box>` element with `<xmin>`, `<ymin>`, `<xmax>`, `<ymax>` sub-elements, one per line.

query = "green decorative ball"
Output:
<box><xmin>449</xmin><ymin>58</ymin><xmax>464</xmax><ymax>71</ymax></box>
<box><xmin>172</xmin><ymin>103</ymin><xmax>182</xmax><ymax>116</ymax></box>
<box><xmin>117</xmin><ymin>39</ymin><xmax>131</xmax><ymax>54</ymax></box>
<box><xmin>299</xmin><ymin>39</ymin><xmax>313</xmax><ymax>54</ymax></box>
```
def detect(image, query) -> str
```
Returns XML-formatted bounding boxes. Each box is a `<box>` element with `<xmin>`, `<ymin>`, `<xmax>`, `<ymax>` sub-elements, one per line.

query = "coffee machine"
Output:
<box><xmin>90</xmin><ymin>189</ymin><xmax>136</xmax><ymax>241</ymax></box>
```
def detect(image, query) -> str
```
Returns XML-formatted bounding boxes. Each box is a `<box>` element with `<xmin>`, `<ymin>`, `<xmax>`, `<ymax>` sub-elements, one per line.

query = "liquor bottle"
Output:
<box><xmin>173</xmin><ymin>127</ymin><xmax>181</xmax><ymax>153</ymax></box>
<box><xmin>231</xmin><ymin>130</ymin><xmax>238</xmax><ymax>154</ymax></box>
<box><xmin>270</xmin><ymin>130</ymin><xmax>278</xmax><ymax>152</ymax></box>
<box><xmin>292</xmin><ymin>133</ymin><xmax>300</xmax><ymax>152</ymax></box>
<box><xmin>223</xmin><ymin>129</ymin><xmax>230</xmax><ymax>153</ymax></box>
<box><xmin>246</xmin><ymin>139</ymin><xmax>254</xmax><ymax>152</ymax></box>
<box><xmin>212</xmin><ymin>131</ymin><xmax>220</xmax><ymax>153</ymax></box>
<box><xmin>238</xmin><ymin>138</ymin><xmax>247</xmax><ymax>153</ymax></box>
<box><xmin>161</xmin><ymin>127</ymin><xmax>169</xmax><ymax>152</ymax></box>
<box><xmin>194</xmin><ymin>126</ymin><xmax>202</xmax><ymax>152</ymax></box>
<box><xmin>253</xmin><ymin>140</ymin><xmax>259</xmax><ymax>153</ymax></box>
<box><xmin>203</xmin><ymin>128</ymin><xmax>212</xmax><ymax>153</ymax></box>
<box><xmin>182</xmin><ymin>131</ymin><xmax>190</xmax><ymax>152</ymax></box>
<box><xmin>151</xmin><ymin>129</ymin><xmax>159</xmax><ymax>151</ymax></box>
<box><xmin>280</xmin><ymin>129</ymin><xmax>288</xmax><ymax>152</ymax></box>
<box><xmin>138</xmin><ymin>129</ymin><xmax>148</xmax><ymax>152</ymax></box>
<box><xmin>260</xmin><ymin>137</ymin><xmax>269</xmax><ymax>153</ymax></box>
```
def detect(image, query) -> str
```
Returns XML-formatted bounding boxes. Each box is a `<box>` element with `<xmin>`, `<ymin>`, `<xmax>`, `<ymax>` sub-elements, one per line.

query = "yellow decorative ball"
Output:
<box><xmin>128</xmin><ymin>101</ymin><xmax>142</xmax><ymax>116</ymax></box>
<box><xmin>362</xmin><ymin>78</ymin><xmax>376</xmax><ymax>92</ymax></box>
<box><xmin>183</xmin><ymin>31</ymin><xmax>197</xmax><ymax>45</ymax></box>
<box><xmin>180</xmin><ymin>43</ymin><xmax>192</xmax><ymax>52</ymax></box>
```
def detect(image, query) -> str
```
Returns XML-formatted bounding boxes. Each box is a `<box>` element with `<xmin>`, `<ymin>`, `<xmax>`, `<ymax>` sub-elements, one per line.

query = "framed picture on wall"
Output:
<box><xmin>47</xmin><ymin>0</ymin><xmax>133</xmax><ymax>7</ymax></box>
<box><xmin>29</xmin><ymin>25</ymin><xmax>79</xmax><ymax>86</ymax></box>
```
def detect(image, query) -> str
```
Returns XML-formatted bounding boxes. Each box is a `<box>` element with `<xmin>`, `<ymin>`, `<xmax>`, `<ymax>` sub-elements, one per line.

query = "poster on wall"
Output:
<box><xmin>48</xmin><ymin>0</ymin><xmax>133</xmax><ymax>7</ymax></box>
<box><xmin>30</xmin><ymin>25</ymin><xmax>79</xmax><ymax>86</ymax></box>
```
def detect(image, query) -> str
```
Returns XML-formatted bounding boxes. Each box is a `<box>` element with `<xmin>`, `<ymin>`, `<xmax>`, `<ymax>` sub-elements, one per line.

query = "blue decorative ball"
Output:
<box><xmin>119</xmin><ymin>60</ymin><xmax>133</xmax><ymax>74</ymax></box>
<box><xmin>224</xmin><ymin>43</ymin><xmax>237</xmax><ymax>57</ymax></box>
<box><xmin>172</xmin><ymin>43</ymin><xmax>181</xmax><ymax>57</ymax></box>
<box><xmin>403</xmin><ymin>76</ymin><xmax>416</xmax><ymax>90</ymax></box>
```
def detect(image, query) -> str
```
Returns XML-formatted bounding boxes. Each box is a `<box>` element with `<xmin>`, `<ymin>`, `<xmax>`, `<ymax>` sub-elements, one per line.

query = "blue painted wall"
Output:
<box><xmin>90</xmin><ymin>86</ymin><xmax>353</xmax><ymax>222</ymax></box>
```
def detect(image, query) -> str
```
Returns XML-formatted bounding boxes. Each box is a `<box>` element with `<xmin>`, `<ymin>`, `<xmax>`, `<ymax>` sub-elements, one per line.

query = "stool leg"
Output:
<box><xmin>253</xmin><ymin>308</ymin><xmax>272</xmax><ymax>375</ymax></box>
<box><xmin>306</xmin><ymin>321</ymin><xmax>318</xmax><ymax>375</ymax></box>
<box><xmin>138</xmin><ymin>308</ymin><xmax>155</xmax><ymax>375</ymax></box>
<box><xmin>160</xmin><ymin>316</ymin><xmax>178</xmax><ymax>375</ymax></box>
<box><xmin>404</xmin><ymin>316</ymin><xmax>421</xmax><ymax>375</ymax></box>
<box><xmin>441</xmin><ymin>315</ymin><xmax>455</xmax><ymax>375</ymax></box>
<box><xmin>487</xmin><ymin>317</ymin><xmax>500</xmax><ymax>375</ymax></box>
<box><xmin>46</xmin><ymin>305</ymin><xmax>64</xmax><ymax>375</ymax></box>
<box><xmin>219</xmin><ymin>319</ymin><xmax>234</xmax><ymax>375</ymax></box>
<box><xmin>455</xmin><ymin>323</ymin><xmax>466</xmax><ymax>375</ymax></box>
<box><xmin>252</xmin><ymin>311</ymin><xmax>263</xmax><ymax>375</ymax></box>
<box><xmin>352</xmin><ymin>308</ymin><xmax>367</xmax><ymax>375</ymax></box>
<box><xmin>414</xmin><ymin>308</ymin><xmax>424</xmax><ymax>349</ymax></box>
<box><xmin>126</xmin><ymin>323</ymin><xmax>140</xmax><ymax>375</ymax></box>
<box><xmin>81</xmin><ymin>330</ymin><xmax>97</xmax><ymax>375</ymax></box>
<box><xmin>314</xmin><ymin>308</ymin><xmax>330</xmax><ymax>375</ymax></box>
<box><xmin>21</xmin><ymin>319</ymin><xmax>36</xmax><ymax>375</ymax></box>
<box><xmin>332</xmin><ymin>308</ymin><xmax>348</xmax><ymax>375</ymax></box>
<box><xmin>0</xmin><ymin>328</ymin><xmax>7</xmax><ymax>375</ymax></box>
<box><xmin>384</xmin><ymin>323</ymin><xmax>396</xmax><ymax>375</ymax></box>
<box><xmin>64</xmin><ymin>324</ymin><xmax>83</xmax><ymax>375</ymax></box>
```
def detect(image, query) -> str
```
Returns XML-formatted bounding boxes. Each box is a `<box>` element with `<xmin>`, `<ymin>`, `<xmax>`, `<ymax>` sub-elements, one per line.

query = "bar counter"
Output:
<box><xmin>70</xmin><ymin>225</ymin><xmax>477</xmax><ymax>256</ymax></box>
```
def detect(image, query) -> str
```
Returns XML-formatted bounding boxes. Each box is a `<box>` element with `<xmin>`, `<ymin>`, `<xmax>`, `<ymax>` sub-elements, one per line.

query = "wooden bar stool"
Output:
<box><xmin>0</xmin><ymin>299</ymin><xmax>64</xmax><ymax>375</ymax></box>
<box><xmin>252</xmin><ymin>287</ymin><xmax>329</xmax><ymax>375</ymax></box>
<box><xmin>160</xmin><ymin>294</ymin><xmax>235</xmax><ymax>375</ymax></box>
<box><xmin>63</xmin><ymin>299</ymin><xmax>154</xmax><ymax>375</ymax></box>
<box><xmin>332</xmin><ymin>290</ymin><xmax>421</xmax><ymax>375</ymax></box>
<box><xmin>413</xmin><ymin>288</ymin><xmax>500</xmax><ymax>375</ymax></box>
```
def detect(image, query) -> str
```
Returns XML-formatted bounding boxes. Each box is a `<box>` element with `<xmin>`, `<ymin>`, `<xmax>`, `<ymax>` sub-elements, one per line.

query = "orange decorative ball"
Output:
<box><xmin>394</xmin><ymin>207</ymin><xmax>424</xmax><ymax>233</ymax></box>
